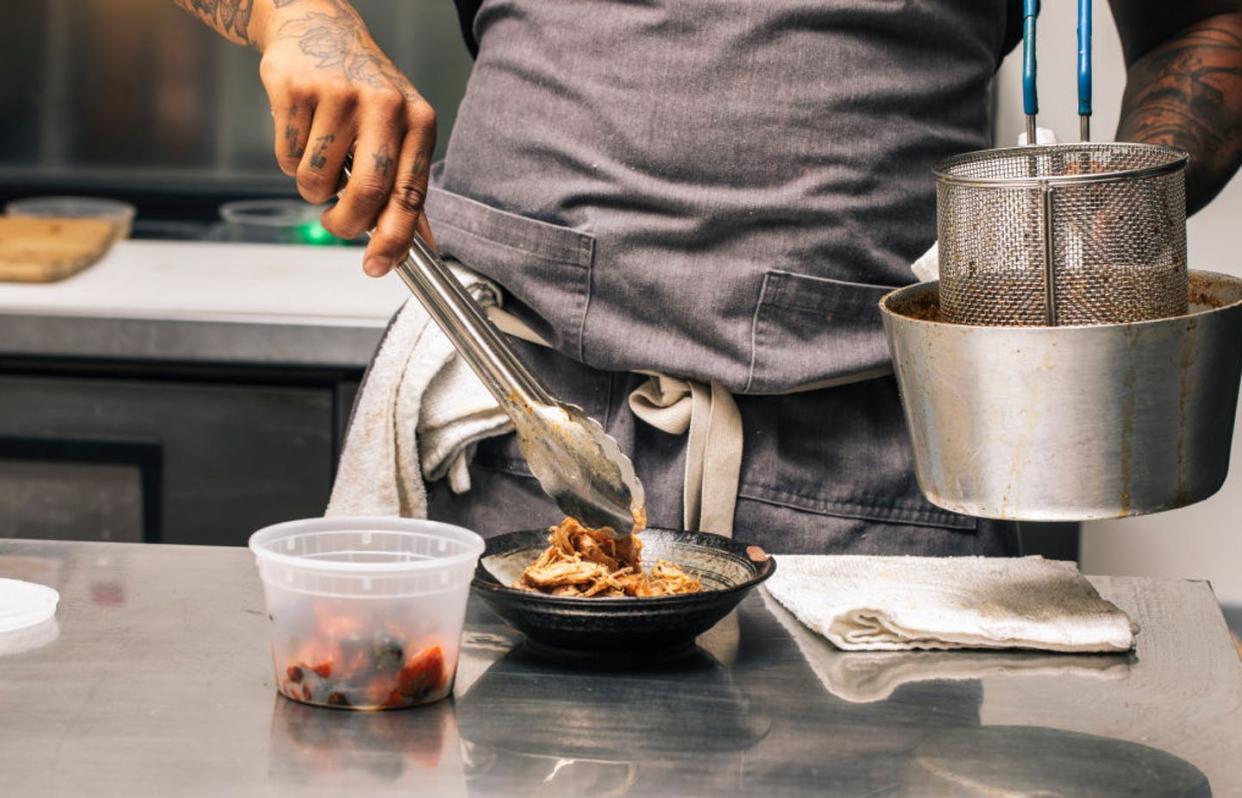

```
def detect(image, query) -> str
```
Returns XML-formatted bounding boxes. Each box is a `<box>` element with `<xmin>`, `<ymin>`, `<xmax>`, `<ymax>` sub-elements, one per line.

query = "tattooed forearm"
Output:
<box><xmin>1117</xmin><ymin>14</ymin><xmax>1242</xmax><ymax>214</ymax></box>
<box><xmin>173</xmin><ymin>0</ymin><xmax>256</xmax><ymax>45</ymax></box>
<box><xmin>275</xmin><ymin>3</ymin><xmax>417</xmax><ymax>101</ymax></box>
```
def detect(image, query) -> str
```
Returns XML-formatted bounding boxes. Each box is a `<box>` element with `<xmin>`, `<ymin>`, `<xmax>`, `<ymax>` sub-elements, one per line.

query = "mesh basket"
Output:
<box><xmin>935</xmin><ymin>143</ymin><xmax>1188</xmax><ymax>326</ymax></box>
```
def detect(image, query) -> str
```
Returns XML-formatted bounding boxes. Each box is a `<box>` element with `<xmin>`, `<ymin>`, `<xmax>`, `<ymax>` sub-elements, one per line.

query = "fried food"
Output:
<box><xmin>516</xmin><ymin>517</ymin><xmax>702</xmax><ymax>598</ymax></box>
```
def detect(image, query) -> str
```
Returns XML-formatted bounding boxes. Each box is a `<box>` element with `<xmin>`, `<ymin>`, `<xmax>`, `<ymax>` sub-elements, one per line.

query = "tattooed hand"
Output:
<box><xmin>174</xmin><ymin>0</ymin><xmax>435</xmax><ymax>274</ymax></box>
<box><xmin>175</xmin><ymin>0</ymin><xmax>435</xmax><ymax>275</ymax></box>
<box><xmin>258</xmin><ymin>0</ymin><xmax>436</xmax><ymax>275</ymax></box>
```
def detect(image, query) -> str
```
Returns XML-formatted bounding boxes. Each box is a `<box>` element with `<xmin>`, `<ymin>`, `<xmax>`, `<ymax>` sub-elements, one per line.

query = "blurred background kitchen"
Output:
<box><xmin>0</xmin><ymin>2</ymin><xmax>1237</xmax><ymax>638</ymax></box>
<box><xmin>0</xmin><ymin>0</ymin><xmax>471</xmax><ymax>237</ymax></box>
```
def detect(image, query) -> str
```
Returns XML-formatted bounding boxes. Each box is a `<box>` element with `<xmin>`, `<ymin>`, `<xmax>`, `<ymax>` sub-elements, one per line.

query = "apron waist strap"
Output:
<box><xmin>488</xmin><ymin>305</ymin><xmax>742</xmax><ymax>537</ymax></box>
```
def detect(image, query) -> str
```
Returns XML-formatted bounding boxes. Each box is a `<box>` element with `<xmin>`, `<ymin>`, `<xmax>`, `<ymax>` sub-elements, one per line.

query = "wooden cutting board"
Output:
<box><xmin>0</xmin><ymin>216</ymin><xmax>118</xmax><ymax>282</ymax></box>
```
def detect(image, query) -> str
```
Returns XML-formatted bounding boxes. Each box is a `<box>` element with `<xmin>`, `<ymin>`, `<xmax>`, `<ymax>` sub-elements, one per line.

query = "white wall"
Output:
<box><xmin>995</xmin><ymin>5</ymin><xmax>1242</xmax><ymax>604</ymax></box>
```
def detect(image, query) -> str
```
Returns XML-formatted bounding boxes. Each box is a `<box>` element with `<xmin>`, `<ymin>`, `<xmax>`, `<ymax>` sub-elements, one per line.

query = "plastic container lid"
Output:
<box><xmin>0</xmin><ymin>578</ymin><xmax>60</xmax><ymax>634</ymax></box>
<box><xmin>6</xmin><ymin>195</ymin><xmax>135</xmax><ymax>222</ymax></box>
<box><xmin>217</xmin><ymin>199</ymin><xmax>339</xmax><ymax>246</ymax></box>
<box><xmin>6</xmin><ymin>196</ymin><xmax>136</xmax><ymax>240</ymax></box>
<box><xmin>6</xmin><ymin>197</ymin><xmax>134</xmax><ymax>222</ymax></box>
<box><xmin>218</xmin><ymin>199</ymin><xmax>325</xmax><ymax>227</ymax></box>
<box><xmin>249</xmin><ymin>517</ymin><xmax>486</xmax><ymax>598</ymax></box>
<box><xmin>0</xmin><ymin>618</ymin><xmax>59</xmax><ymax>657</ymax></box>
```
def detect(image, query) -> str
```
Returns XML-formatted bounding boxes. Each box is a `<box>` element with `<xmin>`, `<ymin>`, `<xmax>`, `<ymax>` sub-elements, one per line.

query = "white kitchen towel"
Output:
<box><xmin>764</xmin><ymin>555</ymin><xmax>1137</xmax><ymax>653</ymax></box>
<box><xmin>911</xmin><ymin>126</ymin><xmax>1059</xmax><ymax>283</ymax></box>
<box><xmin>326</xmin><ymin>266</ymin><xmax>510</xmax><ymax>518</ymax></box>
<box><xmin>759</xmin><ymin>590</ymin><xmax>1130</xmax><ymax>703</ymax></box>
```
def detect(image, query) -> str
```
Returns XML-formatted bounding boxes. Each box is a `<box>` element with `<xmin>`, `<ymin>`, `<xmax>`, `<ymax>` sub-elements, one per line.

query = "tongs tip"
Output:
<box><xmin>520</xmin><ymin>401</ymin><xmax>645</xmax><ymax>540</ymax></box>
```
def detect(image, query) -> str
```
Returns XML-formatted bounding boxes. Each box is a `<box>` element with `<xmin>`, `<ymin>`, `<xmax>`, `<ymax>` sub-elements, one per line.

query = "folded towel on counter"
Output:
<box><xmin>760</xmin><ymin>590</ymin><xmax>1131</xmax><ymax>703</ymax></box>
<box><xmin>326</xmin><ymin>266</ymin><xmax>510</xmax><ymax>518</ymax></box>
<box><xmin>764</xmin><ymin>555</ymin><xmax>1137</xmax><ymax>653</ymax></box>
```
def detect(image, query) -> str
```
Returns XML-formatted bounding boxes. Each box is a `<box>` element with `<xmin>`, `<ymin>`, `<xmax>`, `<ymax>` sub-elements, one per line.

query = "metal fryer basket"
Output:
<box><xmin>935</xmin><ymin>142</ymin><xmax>1188</xmax><ymax>326</ymax></box>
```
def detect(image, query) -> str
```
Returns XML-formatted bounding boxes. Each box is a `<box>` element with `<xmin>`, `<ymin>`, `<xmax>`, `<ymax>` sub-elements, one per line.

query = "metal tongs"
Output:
<box><xmin>341</xmin><ymin>165</ymin><xmax>645</xmax><ymax>537</ymax></box>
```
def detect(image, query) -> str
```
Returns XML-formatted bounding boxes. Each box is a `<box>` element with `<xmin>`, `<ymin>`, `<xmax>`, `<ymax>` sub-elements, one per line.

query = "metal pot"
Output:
<box><xmin>879</xmin><ymin>270</ymin><xmax>1242</xmax><ymax>521</ymax></box>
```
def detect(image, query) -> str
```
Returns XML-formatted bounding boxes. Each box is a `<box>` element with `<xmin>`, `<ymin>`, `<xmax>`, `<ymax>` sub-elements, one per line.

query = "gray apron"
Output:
<box><xmin>423</xmin><ymin>0</ymin><xmax>1022</xmax><ymax>554</ymax></box>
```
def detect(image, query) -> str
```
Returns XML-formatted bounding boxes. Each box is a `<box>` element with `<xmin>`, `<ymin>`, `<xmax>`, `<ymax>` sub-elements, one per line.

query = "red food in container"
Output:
<box><xmin>250</xmin><ymin>517</ymin><xmax>484</xmax><ymax>710</ymax></box>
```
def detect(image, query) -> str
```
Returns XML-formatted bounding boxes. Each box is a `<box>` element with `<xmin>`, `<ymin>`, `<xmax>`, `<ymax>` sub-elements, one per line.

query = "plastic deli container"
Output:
<box><xmin>6</xmin><ymin>196</ymin><xmax>136</xmax><ymax>240</ymax></box>
<box><xmin>249</xmin><ymin>517</ymin><xmax>485</xmax><ymax>711</ymax></box>
<box><xmin>218</xmin><ymin>199</ymin><xmax>340</xmax><ymax>245</ymax></box>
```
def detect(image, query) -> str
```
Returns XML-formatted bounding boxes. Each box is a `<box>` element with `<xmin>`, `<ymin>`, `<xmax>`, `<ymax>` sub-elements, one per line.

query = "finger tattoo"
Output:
<box><xmin>284</xmin><ymin>125</ymin><xmax>303</xmax><ymax>158</ymax></box>
<box><xmin>411</xmin><ymin>148</ymin><xmax>429</xmax><ymax>177</ymax></box>
<box><xmin>310</xmin><ymin>133</ymin><xmax>335</xmax><ymax>169</ymax></box>
<box><xmin>371</xmin><ymin>143</ymin><xmax>395</xmax><ymax>176</ymax></box>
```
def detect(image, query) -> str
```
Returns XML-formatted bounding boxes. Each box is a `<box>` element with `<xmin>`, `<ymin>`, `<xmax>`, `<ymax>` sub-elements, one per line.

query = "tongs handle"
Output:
<box><xmin>339</xmin><ymin>163</ymin><xmax>645</xmax><ymax>535</ymax></box>
<box><xmin>393</xmin><ymin>233</ymin><xmax>555</xmax><ymax>412</ymax></box>
<box><xmin>340</xmin><ymin>164</ymin><xmax>554</xmax><ymax>414</ymax></box>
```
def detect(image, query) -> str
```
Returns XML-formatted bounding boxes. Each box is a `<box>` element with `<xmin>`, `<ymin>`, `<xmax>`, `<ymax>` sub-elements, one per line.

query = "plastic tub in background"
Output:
<box><xmin>218</xmin><ymin>199</ymin><xmax>341</xmax><ymax>245</ymax></box>
<box><xmin>249</xmin><ymin>517</ymin><xmax>485</xmax><ymax>711</ymax></box>
<box><xmin>6</xmin><ymin>196</ymin><xmax>136</xmax><ymax>241</ymax></box>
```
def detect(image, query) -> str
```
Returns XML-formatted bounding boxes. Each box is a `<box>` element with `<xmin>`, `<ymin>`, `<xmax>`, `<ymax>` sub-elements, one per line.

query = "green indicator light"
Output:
<box><xmin>298</xmin><ymin>221</ymin><xmax>337</xmax><ymax>246</ymax></box>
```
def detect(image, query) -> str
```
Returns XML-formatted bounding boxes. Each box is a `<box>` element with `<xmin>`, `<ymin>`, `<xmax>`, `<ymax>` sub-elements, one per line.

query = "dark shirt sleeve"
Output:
<box><xmin>453</xmin><ymin>0</ymin><xmax>484</xmax><ymax>58</ymax></box>
<box><xmin>1001</xmin><ymin>0</ymin><xmax>1024</xmax><ymax>61</ymax></box>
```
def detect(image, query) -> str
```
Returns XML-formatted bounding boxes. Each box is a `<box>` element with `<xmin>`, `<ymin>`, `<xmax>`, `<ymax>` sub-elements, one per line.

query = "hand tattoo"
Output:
<box><xmin>276</xmin><ymin>4</ymin><xmax>418</xmax><ymax>102</ymax></box>
<box><xmin>411</xmin><ymin>149</ymin><xmax>430</xmax><ymax>181</ymax></box>
<box><xmin>310</xmin><ymin>133</ymin><xmax>336</xmax><ymax>169</ymax></box>
<box><xmin>1118</xmin><ymin>16</ymin><xmax>1242</xmax><ymax>214</ymax></box>
<box><xmin>393</xmin><ymin>148</ymin><xmax>432</xmax><ymax>209</ymax></box>
<box><xmin>284</xmin><ymin>124</ymin><xmax>303</xmax><ymax>158</ymax></box>
<box><xmin>174</xmin><ymin>0</ymin><xmax>255</xmax><ymax>44</ymax></box>
<box><xmin>371</xmin><ymin>144</ymin><xmax>395</xmax><ymax>176</ymax></box>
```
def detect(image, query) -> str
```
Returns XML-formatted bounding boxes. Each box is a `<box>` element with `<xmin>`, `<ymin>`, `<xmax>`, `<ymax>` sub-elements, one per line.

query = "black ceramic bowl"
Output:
<box><xmin>471</xmin><ymin>527</ymin><xmax>775</xmax><ymax>656</ymax></box>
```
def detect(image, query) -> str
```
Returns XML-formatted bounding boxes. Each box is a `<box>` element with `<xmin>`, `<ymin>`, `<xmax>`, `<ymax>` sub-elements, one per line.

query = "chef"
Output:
<box><xmin>174</xmin><ymin>0</ymin><xmax>1242</xmax><ymax>552</ymax></box>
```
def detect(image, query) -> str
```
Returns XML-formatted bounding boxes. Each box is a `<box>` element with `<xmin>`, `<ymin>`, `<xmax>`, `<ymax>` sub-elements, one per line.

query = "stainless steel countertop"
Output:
<box><xmin>0</xmin><ymin>241</ymin><xmax>401</xmax><ymax>368</ymax></box>
<box><xmin>0</xmin><ymin>311</ymin><xmax>387</xmax><ymax>369</ymax></box>
<box><xmin>1</xmin><ymin>539</ymin><xmax>1238</xmax><ymax>797</ymax></box>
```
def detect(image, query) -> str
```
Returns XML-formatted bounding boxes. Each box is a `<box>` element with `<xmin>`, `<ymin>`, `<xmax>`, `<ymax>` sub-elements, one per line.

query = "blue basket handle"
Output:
<box><xmin>1077</xmin><ymin>0</ymin><xmax>1092</xmax><ymax>118</ymax></box>
<box><xmin>1022</xmin><ymin>0</ymin><xmax>1039</xmax><ymax>118</ymax></box>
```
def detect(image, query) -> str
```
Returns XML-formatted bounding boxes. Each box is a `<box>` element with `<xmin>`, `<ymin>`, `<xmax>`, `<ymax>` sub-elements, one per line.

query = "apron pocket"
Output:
<box><xmin>746</xmin><ymin>270</ymin><xmax>898</xmax><ymax>394</ymax></box>
<box><xmin>425</xmin><ymin>185</ymin><xmax>596</xmax><ymax>359</ymax></box>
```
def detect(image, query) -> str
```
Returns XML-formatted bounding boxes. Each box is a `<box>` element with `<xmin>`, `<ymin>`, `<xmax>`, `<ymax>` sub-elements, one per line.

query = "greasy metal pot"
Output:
<box><xmin>879</xmin><ymin>270</ymin><xmax>1242</xmax><ymax>521</ymax></box>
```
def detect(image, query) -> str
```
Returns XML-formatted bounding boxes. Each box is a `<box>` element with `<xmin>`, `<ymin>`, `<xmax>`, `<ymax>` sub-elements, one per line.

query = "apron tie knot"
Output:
<box><xmin>628</xmin><ymin>375</ymin><xmax>742</xmax><ymax>536</ymax></box>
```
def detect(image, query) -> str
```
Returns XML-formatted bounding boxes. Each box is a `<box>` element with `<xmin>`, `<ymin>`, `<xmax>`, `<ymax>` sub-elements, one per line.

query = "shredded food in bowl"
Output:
<box><xmin>515</xmin><ymin>517</ymin><xmax>703</xmax><ymax>597</ymax></box>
